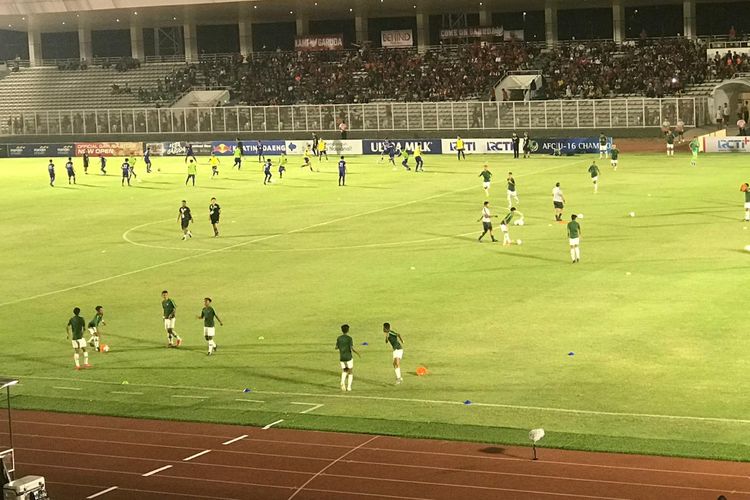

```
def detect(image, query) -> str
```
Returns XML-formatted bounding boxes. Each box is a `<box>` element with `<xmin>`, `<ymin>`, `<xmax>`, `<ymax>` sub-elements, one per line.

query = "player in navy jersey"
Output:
<box><xmin>185</xmin><ymin>143</ymin><xmax>197</xmax><ymax>163</ymax></box>
<box><xmin>338</xmin><ymin>156</ymin><xmax>347</xmax><ymax>186</ymax></box>
<box><xmin>263</xmin><ymin>158</ymin><xmax>273</xmax><ymax>185</ymax></box>
<box><xmin>388</xmin><ymin>143</ymin><xmax>398</xmax><ymax>166</ymax></box>
<box><xmin>99</xmin><ymin>154</ymin><xmax>107</xmax><ymax>175</ymax></box>
<box><xmin>256</xmin><ymin>140</ymin><xmax>265</xmax><ymax>163</ymax></box>
<box><xmin>378</xmin><ymin>138</ymin><xmax>390</xmax><ymax>164</ymax></box>
<box><xmin>65</xmin><ymin>157</ymin><xmax>76</xmax><ymax>184</ymax></box>
<box><xmin>121</xmin><ymin>159</ymin><xmax>131</xmax><ymax>187</ymax></box>
<box><xmin>144</xmin><ymin>147</ymin><xmax>152</xmax><ymax>173</ymax></box>
<box><xmin>47</xmin><ymin>160</ymin><xmax>55</xmax><ymax>186</ymax></box>
<box><xmin>82</xmin><ymin>152</ymin><xmax>89</xmax><ymax>174</ymax></box>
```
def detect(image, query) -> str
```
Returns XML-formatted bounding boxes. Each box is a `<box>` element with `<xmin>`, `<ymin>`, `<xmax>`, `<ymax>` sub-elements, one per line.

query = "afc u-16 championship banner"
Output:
<box><xmin>441</xmin><ymin>139</ymin><xmax>514</xmax><ymax>154</ymax></box>
<box><xmin>295</xmin><ymin>34</ymin><xmax>343</xmax><ymax>52</ymax></box>
<box><xmin>285</xmin><ymin>140</ymin><xmax>363</xmax><ymax>155</ymax></box>
<box><xmin>211</xmin><ymin>140</ymin><xmax>287</xmax><ymax>156</ymax></box>
<box><xmin>75</xmin><ymin>142</ymin><xmax>143</xmax><ymax>157</ymax></box>
<box><xmin>7</xmin><ymin>143</ymin><xmax>75</xmax><ymax>157</ymax></box>
<box><xmin>362</xmin><ymin>139</ymin><xmax>442</xmax><ymax>154</ymax></box>
<box><xmin>381</xmin><ymin>30</ymin><xmax>413</xmax><ymax>48</ymax></box>
<box><xmin>702</xmin><ymin>136</ymin><xmax>750</xmax><ymax>153</ymax></box>
<box><xmin>529</xmin><ymin>137</ymin><xmax>611</xmax><ymax>155</ymax></box>
<box><xmin>440</xmin><ymin>27</ymin><xmax>504</xmax><ymax>39</ymax></box>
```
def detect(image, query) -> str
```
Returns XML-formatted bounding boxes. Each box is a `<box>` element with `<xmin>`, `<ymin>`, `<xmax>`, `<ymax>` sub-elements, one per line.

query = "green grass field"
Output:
<box><xmin>1</xmin><ymin>150</ymin><xmax>749</xmax><ymax>461</ymax></box>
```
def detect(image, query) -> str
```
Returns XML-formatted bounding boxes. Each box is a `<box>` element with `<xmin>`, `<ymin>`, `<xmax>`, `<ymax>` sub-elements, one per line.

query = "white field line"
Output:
<box><xmin>1</xmin><ymin>159</ymin><xmax>577</xmax><ymax>309</ymax></box>
<box><xmin>233</xmin><ymin>399</ymin><xmax>265</xmax><ymax>403</ymax></box>
<box><xmin>142</xmin><ymin>464</ymin><xmax>172</xmax><ymax>477</ymax></box>
<box><xmin>15</xmin><ymin>375</ymin><xmax>750</xmax><ymax>426</ymax></box>
<box><xmin>51</xmin><ymin>386</ymin><xmax>81</xmax><ymax>391</ymax></box>
<box><xmin>85</xmin><ymin>486</ymin><xmax>119</xmax><ymax>499</ymax></box>
<box><xmin>183</xmin><ymin>449</ymin><xmax>212</xmax><ymax>462</ymax></box>
<box><xmin>290</xmin><ymin>402</ymin><xmax>324</xmax><ymax>414</ymax></box>
<box><xmin>171</xmin><ymin>395</ymin><xmax>208</xmax><ymax>400</ymax></box>
<box><xmin>110</xmin><ymin>391</ymin><xmax>144</xmax><ymax>395</ymax></box>
<box><xmin>262</xmin><ymin>419</ymin><xmax>284</xmax><ymax>430</ymax></box>
<box><xmin>222</xmin><ymin>435</ymin><xmax>248</xmax><ymax>446</ymax></box>
<box><xmin>287</xmin><ymin>436</ymin><xmax>380</xmax><ymax>500</ymax></box>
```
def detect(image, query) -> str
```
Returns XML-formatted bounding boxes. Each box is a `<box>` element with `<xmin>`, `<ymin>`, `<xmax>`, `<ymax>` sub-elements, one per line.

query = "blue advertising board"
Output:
<box><xmin>7</xmin><ymin>143</ymin><xmax>75</xmax><ymax>158</ymax></box>
<box><xmin>211</xmin><ymin>140</ymin><xmax>287</xmax><ymax>156</ymax></box>
<box><xmin>362</xmin><ymin>139</ymin><xmax>442</xmax><ymax>154</ymax></box>
<box><xmin>530</xmin><ymin>137</ymin><xmax>611</xmax><ymax>155</ymax></box>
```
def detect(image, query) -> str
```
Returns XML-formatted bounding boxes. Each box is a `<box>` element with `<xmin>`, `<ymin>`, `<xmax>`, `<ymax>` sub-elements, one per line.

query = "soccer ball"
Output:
<box><xmin>514</xmin><ymin>220</ymin><xmax>525</xmax><ymax>226</ymax></box>
<box><xmin>629</xmin><ymin>212</ymin><xmax>636</xmax><ymax>217</ymax></box>
<box><xmin>516</xmin><ymin>239</ymin><xmax>523</xmax><ymax>245</ymax></box>
<box><xmin>100</xmin><ymin>344</ymin><xmax>110</xmax><ymax>353</ymax></box>
<box><xmin>577</xmin><ymin>214</ymin><xmax>584</xmax><ymax>219</ymax></box>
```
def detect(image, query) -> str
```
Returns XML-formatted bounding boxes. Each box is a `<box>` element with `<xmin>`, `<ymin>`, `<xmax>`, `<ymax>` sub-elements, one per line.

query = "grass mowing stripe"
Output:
<box><xmin>16</xmin><ymin>375</ymin><xmax>750</xmax><ymax>425</ymax></box>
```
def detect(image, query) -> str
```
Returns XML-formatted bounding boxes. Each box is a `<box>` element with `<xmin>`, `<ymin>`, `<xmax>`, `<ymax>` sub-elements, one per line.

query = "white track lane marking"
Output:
<box><xmin>16</xmin><ymin>375</ymin><xmax>750</xmax><ymax>426</ymax></box>
<box><xmin>287</xmin><ymin>436</ymin><xmax>380</xmax><ymax>500</ymax></box>
<box><xmin>262</xmin><ymin>419</ymin><xmax>284</xmax><ymax>430</ymax></box>
<box><xmin>142</xmin><ymin>464</ymin><xmax>172</xmax><ymax>477</ymax></box>
<box><xmin>183</xmin><ymin>449</ymin><xmax>212</xmax><ymax>461</ymax></box>
<box><xmin>85</xmin><ymin>486</ymin><xmax>118</xmax><ymax>499</ymax></box>
<box><xmin>221</xmin><ymin>435</ymin><xmax>248</xmax><ymax>446</ymax></box>
<box><xmin>1</xmin><ymin>159</ymin><xmax>577</xmax><ymax>309</ymax></box>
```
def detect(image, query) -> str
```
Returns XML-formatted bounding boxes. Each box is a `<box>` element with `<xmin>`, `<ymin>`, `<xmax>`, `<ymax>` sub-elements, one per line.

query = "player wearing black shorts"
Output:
<box><xmin>179</xmin><ymin>200</ymin><xmax>193</xmax><ymax>240</ymax></box>
<box><xmin>121</xmin><ymin>159</ymin><xmax>131</xmax><ymax>187</ymax></box>
<box><xmin>209</xmin><ymin>197</ymin><xmax>220</xmax><ymax>237</ymax></box>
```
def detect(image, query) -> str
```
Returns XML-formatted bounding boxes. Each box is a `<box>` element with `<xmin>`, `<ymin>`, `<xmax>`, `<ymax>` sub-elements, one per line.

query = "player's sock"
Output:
<box><xmin>575</xmin><ymin>247</ymin><xmax>581</xmax><ymax>261</ymax></box>
<box><xmin>83</xmin><ymin>352</ymin><xmax>89</xmax><ymax>365</ymax></box>
<box><xmin>570</xmin><ymin>248</ymin><xmax>576</xmax><ymax>262</ymax></box>
<box><xmin>346</xmin><ymin>374</ymin><xmax>353</xmax><ymax>391</ymax></box>
<box><xmin>340</xmin><ymin>372</ymin><xmax>347</xmax><ymax>387</ymax></box>
<box><xmin>93</xmin><ymin>336</ymin><xmax>100</xmax><ymax>350</ymax></box>
<box><xmin>74</xmin><ymin>353</ymin><xmax>80</xmax><ymax>368</ymax></box>
<box><xmin>395</xmin><ymin>367</ymin><xmax>401</xmax><ymax>380</ymax></box>
<box><xmin>504</xmin><ymin>234</ymin><xmax>510</xmax><ymax>245</ymax></box>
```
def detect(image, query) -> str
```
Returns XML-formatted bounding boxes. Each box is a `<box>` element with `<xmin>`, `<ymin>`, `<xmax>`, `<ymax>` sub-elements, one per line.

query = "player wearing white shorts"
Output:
<box><xmin>479</xmin><ymin>165</ymin><xmax>492</xmax><ymax>197</ymax></box>
<box><xmin>506</xmin><ymin>172</ymin><xmax>519</xmax><ymax>207</ymax></box>
<box><xmin>336</xmin><ymin>324</ymin><xmax>359</xmax><ymax>391</ymax></box>
<box><xmin>666</xmin><ymin>131</ymin><xmax>675</xmax><ymax>156</ymax></box>
<box><xmin>384</xmin><ymin>323</ymin><xmax>404</xmax><ymax>384</ymax></box>
<box><xmin>567</xmin><ymin>214</ymin><xmax>581</xmax><ymax>263</ymax></box>
<box><xmin>500</xmin><ymin>207</ymin><xmax>523</xmax><ymax>246</ymax></box>
<box><xmin>742</xmin><ymin>183</ymin><xmax>750</xmax><ymax>221</ymax></box>
<box><xmin>610</xmin><ymin>145</ymin><xmax>619</xmax><ymax>170</ymax></box>
<box><xmin>598</xmin><ymin>133</ymin><xmax>609</xmax><ymax>159</ymax></box>
<box><xmin>198</xmin><ymin>297</ymin><xmax>223</xmax><ymax>355</ymax></box>
<box><xmin>67</xmin><ymin>307</ymin><xmax>90</xmax><ymax>370</ymax></box>
<box><xmin>161</xmin><ymin>290</ymin><xmax>182</xmax><ymax>347</ymax></box>
<box><xmin>87</xmin><ymin>305</ymin><xmax>105</xmax><ymax>351</ymax></box>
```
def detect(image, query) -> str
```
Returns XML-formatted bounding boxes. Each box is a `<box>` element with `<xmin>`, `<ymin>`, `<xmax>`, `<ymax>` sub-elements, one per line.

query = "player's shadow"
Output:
<box><xmin>73</xmin><ymin>183</ymin><xmax>105</xmax><ymax>188</ymax></box>
<box><xmin>346</xmin><ymin>185</ymin><xmax>389</xmax><ymax>190</ymax></box>
<box><xmin>286</xmin><ymin>366</ymin><xmax>392</xmax><ymax>388</ymax></box>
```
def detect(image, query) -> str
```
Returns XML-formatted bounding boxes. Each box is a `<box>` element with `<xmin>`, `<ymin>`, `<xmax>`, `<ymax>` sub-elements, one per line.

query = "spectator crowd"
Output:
<box><xmin>130</xmin><ymin>38</ymin><xmax>747</xmax><ymax>106</ymax></box>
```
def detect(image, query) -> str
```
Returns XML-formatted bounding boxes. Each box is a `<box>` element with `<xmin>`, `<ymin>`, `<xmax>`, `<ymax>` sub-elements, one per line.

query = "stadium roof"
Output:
<box><xmin>0</xmin><ymin>0</ymin><xmax>711</xmax><ymax>32</ymax></box>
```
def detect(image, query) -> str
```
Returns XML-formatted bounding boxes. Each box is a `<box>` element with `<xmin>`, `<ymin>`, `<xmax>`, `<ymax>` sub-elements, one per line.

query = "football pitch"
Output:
<box><xmin>1</xmin><ymin>150</ymin><xmax>749</xmax><ymax>461</ymax></box>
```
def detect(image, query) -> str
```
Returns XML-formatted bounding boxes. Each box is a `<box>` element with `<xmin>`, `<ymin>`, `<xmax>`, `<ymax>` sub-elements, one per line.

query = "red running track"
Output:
<box><xmin>4</xmin><ymin>410</ymin><xmax>749</xmax><ymax>500</ymax></box>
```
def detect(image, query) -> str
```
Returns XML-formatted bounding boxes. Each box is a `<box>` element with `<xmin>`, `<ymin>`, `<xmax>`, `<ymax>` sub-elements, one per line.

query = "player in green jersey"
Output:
<box><xmin>87</xmin><ymin>306</ymin><xmax>106</xmax><ymax>351</ymax></box>
<box><xmin>161</xmin><ymin>290</ymin><xmax>182</xmax><ymax>347</ymax></box>
<box><xmin>689</xmin><ymin>138</ymin><xmax>699</xmax><ymax>167</ymax></box>
<box><xmin>198</xmin><ymin>297</ymin><xmax>223</xmax><ymax>355</ymax></box>
<box><xmin>336</xmin><ymin>324</ymin><xmax>360</xmax><ymax>391</ymax></box>
<box><xmin>209</xmin><ymin>154</ymin><xmax>220</xmax><ymax>177</ymax></box>
<box><xmin>383</xmin><ymin>323</ymin><xmax>404</xmax><ymax>384</ymax></box>
<box><xmin>479</xmin><ymin>165</ymin><xmax>492</xmax><ymax>197</ymax></box>
<box><xmin>233</xmin><ymin>146</ymin><xmax>242</xmax><ymax>170</ymax></box>
<box><xmin>742</xmin><ymin>183</ymin><xmax>750</xmax><ymax>221</ymax></box>
<box><xmin>401</xmin><ymin>149</ymin><xmax>411</xmax><ymax>170</ymax></box>
<box><xmin>666</xmin><ymin>131</ymin><xmax>675</xmax><ymax>156</ymax></box>
<box><xmin>67</xmin><ymin>307</ymin><xmax>90</xmax><ymax>370</ymax></box>
<box><xmin>499</xmin><ymin>207</ymin><xmax>524</xmax><ymax>246</ymax></box>
<box><xmin>506</xmin><ymin>172</ymin><xmax>519</xmax><ymax>208</ymax></box>
<box><xmin>610</xmin><ymin>144</ymin><xmax>619</xmax><ymax>170</ymax></box>
<box><xmin>567</xmin><ymin>214</ymin><xmax>582</xmax><ymax>263</ymax></box>
<box><xmin>588</xmin><ymin>161</ymin><xmax>600</xmax><ymax>193</ymax></box>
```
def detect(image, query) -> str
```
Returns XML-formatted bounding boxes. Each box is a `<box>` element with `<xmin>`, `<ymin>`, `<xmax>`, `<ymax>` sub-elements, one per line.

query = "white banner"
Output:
<box><xmin>441</xmin><ymin>138</ymin><xmax>514</xmax><ymax>154</ymax></box>
<box><xmin>440</xmin><ymin>27</ymin><xmax>504</xmax><ymax>39</ymax></box>
<box><xmin>381</xmin><ymin>30</ymin><xmax>413</xmax><ymax>48</ymax></box>
<box><xmin>702</xmin><ymin>136</ymin><xmax>750</xmax><ymax>153</ymax></box>
<box><xmin>285</xmin><ymin>139</ymin><xmax>362</xmax><ymax>156</ymax></box>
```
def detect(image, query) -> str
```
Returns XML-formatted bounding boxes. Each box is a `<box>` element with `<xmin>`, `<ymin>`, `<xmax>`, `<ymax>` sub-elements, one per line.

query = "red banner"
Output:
<box><xmin>295</xmin><ymin>34</ymin><xmax>343</xmax><ymax>52</ymax></box>
<box><xmin>75</xmin><ymin>142</ymin><xmax>142</xmax><ymax>157</ymax></box>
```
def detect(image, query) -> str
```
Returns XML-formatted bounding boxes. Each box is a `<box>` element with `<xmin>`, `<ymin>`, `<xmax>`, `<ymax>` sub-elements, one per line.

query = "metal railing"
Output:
<box><xmin>0</xmin><ymin>97</ymin><xmax>710</xmax><ymax>136</ymax></box>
